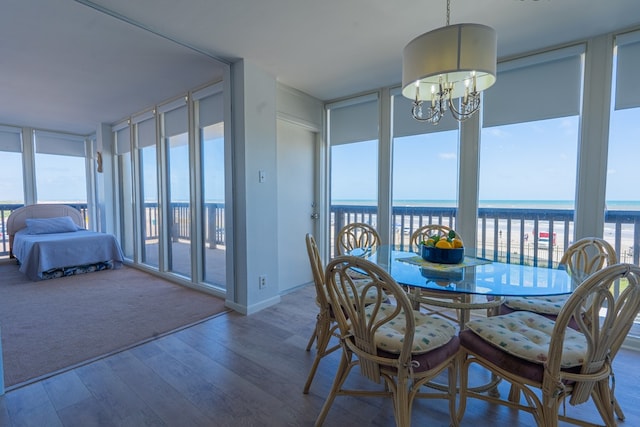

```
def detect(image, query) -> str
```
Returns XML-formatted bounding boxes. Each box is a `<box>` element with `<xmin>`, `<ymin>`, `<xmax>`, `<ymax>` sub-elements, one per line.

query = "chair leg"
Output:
<box><xmin>613</xmin><ymin>395</ymin><xmax>625</xmax><ymax>420</ymax></box>
<box><xmin>590</xmin><ymin>380</ymin><xmax>618</xmax><ymax>427</ymax></box>
<box><xmin>393</xmin><ymin>376</ymin><xmax>411</xmax><ymax>427</ymax></box>
<box><xmin>508</xmin><ymin>384</ymin><xmax>521</xmax><ymax>402</ymax></box>
<box><xmin>303</xmin><ymin>316</ymin><xmax>331</xmax><ymax>394</ymax></box>
<box><xmin>303</xmin><ymin>349</ymin><xmax>324</xmax><ymax>394</ymax></box>
<box><xmin>314</xmin><ymin>349</ymin><xmax>351</xmax><ymax>427</ymax></box>
<box><xmin>448</xmin><ymin>357</ymin><xmax>460</xmax><ymax>427</ymax></box>
<box><xmin>540</xmin><ymin>388</ymin><xmax>561</xmax><ymax>427</ymax></box>
<box><xmin>305</xmin><ymin>327</ymin><xmax>317</xmax><ymax>351</ymax></box>
<box><xmin>455</xmin><ymin>352</ymin><xmax>470</xmax><ymax>425</ymax></box>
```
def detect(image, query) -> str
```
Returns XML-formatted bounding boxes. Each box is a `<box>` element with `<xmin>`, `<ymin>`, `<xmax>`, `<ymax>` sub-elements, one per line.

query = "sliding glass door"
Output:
<box><xmin>161</xmin><ymin>101</ymin><xmax>192</xmax><ymax>279</ymax></box>
<box><xmin>196</xmin><ymin>85</ymin><xmax>226</xmax><ymax>288</ymax></box>
<box><xmin>115</xmin><ymin>124</ymin><xmax>134</xmax><ymax>259</ymax></box>
<box><xmin>135</xmin><ymin>114</ymin><xmax>159</xmax><ymax>268</ymax></box>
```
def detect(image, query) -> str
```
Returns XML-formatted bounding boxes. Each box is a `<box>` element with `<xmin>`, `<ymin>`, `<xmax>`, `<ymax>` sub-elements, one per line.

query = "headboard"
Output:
<box><xmin>7</xmin><ymin>204</ymin><xmax>85</xmax><ymax>256</ymax></box>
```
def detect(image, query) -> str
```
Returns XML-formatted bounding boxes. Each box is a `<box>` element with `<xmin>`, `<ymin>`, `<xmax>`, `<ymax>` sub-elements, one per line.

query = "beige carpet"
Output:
<box><xmin>0</xmin><ymin>261</ymin><xmax>228</xmax><ymax>388</ymax></box>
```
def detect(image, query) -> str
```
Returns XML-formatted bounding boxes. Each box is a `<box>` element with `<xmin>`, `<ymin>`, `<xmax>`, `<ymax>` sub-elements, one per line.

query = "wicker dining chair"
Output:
<box><xmin>315</xmin><ymin>255</ymin><xmax>460</xmax><ymax>427</ymax></box>
<box><xmin>303</xmin><ymin>233</ymin><xmax>384</xmax><ymax>394</ymax></box>
<box><xmin>500</xmin><ymin>236</ymin><xmax>623</xmax><ymax>418</ymax></box>
<box><xmin>502</xmin><ymin>237</ymin><xmax>618</xmax><ymax>318</ymax></box>
<box><xmin>303</xmin><ymin>233</ymin><xmax>341</xmax><ymax>394</ymax></box>
<box><xmin>457</xmin><ymin>263</ymin><xmax>640</xmax><ymax>427</ymax></box>
<box><xmin>409</xmin><ymin>224</ymin><xmax>460</xmax><ymax>253</ymax></box>
<box><xmin>335</xmin><ymin>222</ymin><xmax>380</xmax><ymax>257</ymax></box>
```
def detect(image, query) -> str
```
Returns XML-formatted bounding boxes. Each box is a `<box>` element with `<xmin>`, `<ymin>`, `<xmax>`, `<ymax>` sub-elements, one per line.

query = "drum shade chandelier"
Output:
<box><xmin>401</xmin><ymin>0</ymin><xmax>497</xmax><ymax>124</ymax></box>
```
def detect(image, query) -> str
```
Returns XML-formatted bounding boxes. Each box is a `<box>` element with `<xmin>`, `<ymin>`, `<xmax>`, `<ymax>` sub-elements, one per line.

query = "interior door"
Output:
<box><xmin>277</xmin><ymin>119</ymin><xmax>317</xmax><ymax>292</ymax></box>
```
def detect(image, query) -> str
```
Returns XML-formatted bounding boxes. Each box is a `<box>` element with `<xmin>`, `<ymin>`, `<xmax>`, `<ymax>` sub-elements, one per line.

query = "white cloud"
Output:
<box><xmin>439</xmin><ymin>152</ymin><xmax>457</xmax><ymax>160</ymax></box>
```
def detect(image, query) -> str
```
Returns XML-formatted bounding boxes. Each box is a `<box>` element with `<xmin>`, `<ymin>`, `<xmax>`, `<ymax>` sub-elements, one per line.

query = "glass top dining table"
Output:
<box><xmin>360</xmin><ymin>247</ymin><xmax>578</xmax><ymax>298</ymax></box>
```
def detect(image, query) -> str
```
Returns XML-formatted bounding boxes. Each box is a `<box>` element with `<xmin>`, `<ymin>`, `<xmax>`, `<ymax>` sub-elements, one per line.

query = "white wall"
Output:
<box><xmin>227</xmin><ymin>59</ymin><xmax>281</xmax><ymax>314</ymax></box>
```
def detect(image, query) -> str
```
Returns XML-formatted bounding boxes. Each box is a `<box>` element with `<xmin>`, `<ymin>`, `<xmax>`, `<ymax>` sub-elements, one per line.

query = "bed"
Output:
<box><xmin>7</xmin><ymin>204</ymin><xmax>124</xmax><ymax>281</ymax></box>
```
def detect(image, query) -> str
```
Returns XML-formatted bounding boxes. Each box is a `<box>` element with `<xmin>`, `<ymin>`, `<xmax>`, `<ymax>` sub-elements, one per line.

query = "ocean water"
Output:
<box><xmin>333</xmin><ymin>199</ymin><xmax>640</xmax><ymax>210</ymax></box>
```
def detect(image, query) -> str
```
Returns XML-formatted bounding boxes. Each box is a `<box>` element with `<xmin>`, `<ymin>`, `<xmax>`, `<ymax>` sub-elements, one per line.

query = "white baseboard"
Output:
<box><xmin>225</xmin><ymin>295</ymin><xmax>282</xmax><ymax>315</ymax></box>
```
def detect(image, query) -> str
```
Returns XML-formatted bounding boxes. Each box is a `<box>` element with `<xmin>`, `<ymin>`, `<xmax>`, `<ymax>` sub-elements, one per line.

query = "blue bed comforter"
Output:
<box><xmin>13</xmin><ymin>229</ymin><xmax>124</xmax><ymax>280</ymax></box>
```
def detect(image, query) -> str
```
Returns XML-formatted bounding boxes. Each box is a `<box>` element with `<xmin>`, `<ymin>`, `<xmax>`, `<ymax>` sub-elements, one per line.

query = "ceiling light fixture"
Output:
<box><xmin>401</xmin><ymin>0</ymin><xmax>497</xmax><ymax>124</ymax></box>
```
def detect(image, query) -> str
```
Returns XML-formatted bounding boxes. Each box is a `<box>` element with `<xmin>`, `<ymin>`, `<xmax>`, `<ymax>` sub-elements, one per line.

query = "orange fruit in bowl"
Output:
<box><xmin>435</xmin><ymin>239</ymin><xmax>453</xmax><ymax>249</ymax></box>
<box><xmin>452</xmin><ymin>238</ymin><xmax>464</xmax><ymax>248</ymax></box>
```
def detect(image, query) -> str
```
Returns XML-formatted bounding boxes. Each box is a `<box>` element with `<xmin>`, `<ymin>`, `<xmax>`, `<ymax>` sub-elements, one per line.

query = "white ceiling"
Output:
<box><xmin>2</xmin><ymin>0</ymin><xmax>640</xmax><ymax>135</ymax></box>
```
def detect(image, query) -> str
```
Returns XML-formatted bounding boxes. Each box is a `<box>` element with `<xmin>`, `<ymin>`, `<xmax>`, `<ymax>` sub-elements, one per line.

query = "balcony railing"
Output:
<box><xmin>2</xmin><ymin>202</ymin><xmax>637</xmax><ymax>270</ymax></box>
<box><xmin>0</xmin><ymin>202</ymin><xmax>225</xmax><ymax>257</ymax></box>
<box><xmin>330</xmin><ymin>204</ymin><xmax>640</xmax><ymax>268</ymax></box>
<box><xmin>142</xmin><ymin>202</ymin><xmax>226</xmax><ymax>248</ymax></box>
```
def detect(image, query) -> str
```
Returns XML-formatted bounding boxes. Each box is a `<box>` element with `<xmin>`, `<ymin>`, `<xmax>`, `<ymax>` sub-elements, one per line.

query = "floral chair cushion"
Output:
<box><xmin>466</xmin><ymin>311</ymin><xmax>587</xmax><ymax>367</ymax></box>
<box><xmin>365</xmin><ymin>303</ymin><xmax>457</xmax><ymax>354</ymax></box>
<box><xmin>504</xmin><ymin>294</ymin><xmax>569</xmax><ymax>315</ymax></box>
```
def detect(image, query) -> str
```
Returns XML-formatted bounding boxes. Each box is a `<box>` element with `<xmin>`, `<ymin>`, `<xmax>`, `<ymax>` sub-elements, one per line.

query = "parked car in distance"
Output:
<box><xmin>536</xmin><ymin>231</ymin><xmax>556</xmax><ymax>249</ymax></box>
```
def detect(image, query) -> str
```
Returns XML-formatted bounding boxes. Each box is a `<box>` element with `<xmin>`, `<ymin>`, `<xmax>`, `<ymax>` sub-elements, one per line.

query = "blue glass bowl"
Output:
<box><xmin>420</xmin><ymin>245</ymin><xmax>464</xmax><ymax>264</ymax></box>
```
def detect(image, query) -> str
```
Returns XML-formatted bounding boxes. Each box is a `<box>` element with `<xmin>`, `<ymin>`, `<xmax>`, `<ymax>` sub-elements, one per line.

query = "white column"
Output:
<box><xmin>378</xmin><ymin>87</ymin><xmax>393</xmax><ymax>246</ymax></box>
<box><xmin>457</xmin><ymin>113</ymin><xmax>480</xmax><ymax>251</ymax></box>
<box><xmin>574</xmin><ymin>34</ymin><xmax>614</xmax><ymax>240</ymax></box>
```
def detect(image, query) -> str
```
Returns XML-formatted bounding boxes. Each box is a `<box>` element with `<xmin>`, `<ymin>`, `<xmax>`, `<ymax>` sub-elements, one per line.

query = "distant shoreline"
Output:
<box><xmin>332</xmin><ymin>199</ymin><xmax>640</xmax><ymax>210</ymax></box>
<box><xmin>2</xmin><ymin>200</ymin><xmax>640</xmax><ymax>210</ymax></box>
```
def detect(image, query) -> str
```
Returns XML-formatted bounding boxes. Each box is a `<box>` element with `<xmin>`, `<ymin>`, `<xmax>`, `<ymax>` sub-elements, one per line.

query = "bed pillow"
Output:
<box><xmin>25</xmin><ymin>216</ymin><xmax>79</xmax><ymax>234</ymax></box>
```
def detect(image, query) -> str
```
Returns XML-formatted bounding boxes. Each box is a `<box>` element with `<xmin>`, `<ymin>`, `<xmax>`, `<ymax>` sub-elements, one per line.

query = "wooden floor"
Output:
<box><xmin>1</xmin><ymin>284</ymin><xmax>639</xmax><ymax>427</ymax></box>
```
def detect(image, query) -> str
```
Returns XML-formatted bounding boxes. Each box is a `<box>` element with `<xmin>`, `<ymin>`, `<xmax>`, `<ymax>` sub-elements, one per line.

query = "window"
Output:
<box><xmin>34</xmin><ymin>130</ymin><xmax>88</xmax><ymax>212</ymax></box>
<box><xmin>114</xmin><ymin>123</ymin><xmax>134</xmax><ymax>259</ymax></box>
<box><xmin>479</xmin><ymin>45</ymin><xmax>584</xmax><ymax>266</ymax></box>
<box><xmin>162</xmin><ymin>101</ymin><xmax>191</xmax><ymax>279</ymax></box>
<box><xmin>606</xmin><ymin>30</ymin><xmax>640</xmax><ymax>265</ymax></box>
<box><xmin>196</xmin><ymin>85</ymin><xmax>226</xmax><ymax>288</ymax></box>
<box><xmin>0</xmin><ymin>126</ymin><xmax>23</xmax><ymax>254</ymax></box>
<box><xmin>391</xmin><ymin>91</ymin><xmax>459</xmax><ymax>249</ymax></box>
<box><xmin>0</xmin><ymin>126</ymin><xmax>24</xmax><ymax>205</ymax></box>
<box><xmin>136</xmin><ymin>114</ymin><xmax>159</xmax><ymax>268</ymax></box>
<box><xmin>327</xmin><ymin>94</ymin><xmax>379</xmax><ymax>256</ymax></box>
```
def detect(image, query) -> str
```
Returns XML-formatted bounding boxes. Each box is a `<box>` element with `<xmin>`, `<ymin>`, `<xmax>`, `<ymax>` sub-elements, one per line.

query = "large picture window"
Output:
<box><xmin>0</xmin><ymin>126</ymin><xmax>24</xmax><ymax>205</ymax></box>
<box><xmin>479</xmin><ymin>46</ymin><xmax>584</xmax><ymax>266</ymax></box>
<box><xmin>606</xmin><ymin>30</ymin><xmax>640</xmax><ymax>265</ymax></box>
<box><xmin>327</xmin><ymin>94</ymin><xmax>379</xmax><ymax>257</ymax></box>
<box><xmin>391</xmin><ymin>91</ymin><xmax>459</xmax><ymax>249</ymax></box>
<box><xmin>34</xmin><ymin>130</ymin><xmax>88</xmax><ymax>210</ymax></box>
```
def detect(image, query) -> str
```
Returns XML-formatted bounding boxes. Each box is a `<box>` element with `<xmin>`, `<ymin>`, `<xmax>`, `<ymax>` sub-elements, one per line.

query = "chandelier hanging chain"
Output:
<box><xmin>446</xmin><ymin>0</ymin><xmax>450</xmax><ymax>26</ymax></box>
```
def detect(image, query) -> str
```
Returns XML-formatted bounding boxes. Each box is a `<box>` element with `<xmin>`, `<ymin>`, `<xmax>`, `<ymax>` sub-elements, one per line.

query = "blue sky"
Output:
<box><xmin>331</xmin><ymin>107</ymin><xmax>640</xmax><ymax>207</ymax></box>
<box><xmin>1</xmin><ymin>108</ymin><xmax>638</xmax><ymax>206</ymax></box>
